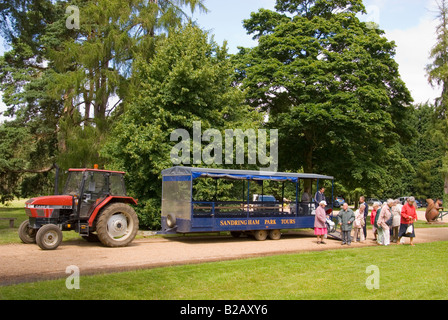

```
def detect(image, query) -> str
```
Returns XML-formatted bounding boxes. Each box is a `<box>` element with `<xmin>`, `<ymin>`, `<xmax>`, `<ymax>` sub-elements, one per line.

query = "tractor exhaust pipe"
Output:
<box><xmin>54</xmin><ymin>163</ymin><xmax>60</xmax><ymax>195</ymax></box>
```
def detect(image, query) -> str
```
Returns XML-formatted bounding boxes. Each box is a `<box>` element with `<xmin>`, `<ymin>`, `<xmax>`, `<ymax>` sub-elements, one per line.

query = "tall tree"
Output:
<box><xmin>0</xmin><ymin>0</ymin><xmax>206</xmax><ymax>165</ymax></box>
<box><xmin>426</xmin><ymin>0</ymin><xmax>448</xmax><ymax>200</ymax></box>
<box><xmin>233</xmin><ymin>0</ymin><xmax>414</xmax><ymax>196</ymax></box>
<box><xmin>102</xmin><ymin>25</ymin><xmax>262</xmax><ymax>228</ymax></box>
<box><xmin>49</xmin><ymin>0</ymin><xmax>207</xmax><ymax>128</ymax></box>
<box><xmin>0</xmin><ymin>0</ymin><xmax>207</xmax><ymax>200</ymax></box>
<box><xmin>48</xmin><ymin>0</ymin><xmax>207</xmax><ymax>169</ymax></box>
<box><xmin>0</xmin><ymin>1</ymin><xmax>66</xmax><ymax>198</ymax></box>
<box><xmin>408</xmin><ymin>104</ymin><xmax>444</xmax><ymax>199</ymax></box>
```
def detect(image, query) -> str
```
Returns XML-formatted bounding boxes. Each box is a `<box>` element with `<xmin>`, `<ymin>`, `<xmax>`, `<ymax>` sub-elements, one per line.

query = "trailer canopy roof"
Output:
<box><xmin>161</xmin><ymin>166</ymin><xmax>333</xmax><ymax>182</ymax></box>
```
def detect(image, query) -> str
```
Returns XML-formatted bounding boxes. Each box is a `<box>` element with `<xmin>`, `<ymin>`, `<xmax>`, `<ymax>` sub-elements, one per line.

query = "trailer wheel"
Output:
<box><xmin>18</xmin><ymin>220</ymin><xmax>37</xmax><ymax>244</ymax></box>
<box><xmin>269</xmin><ymin>229</ymin><xmax>281</xmax><ymax>240</ymax></box>
<box><xmin>36</xmin><ymin>224</ymin><xmax>63</xmax><ymax>250</ymax></box>
<box><xmin>96</xmin><ymin>203</ymin><xmax>138</xmax><ymax>247</ymax></box>
<box><xmin>253</xmin><ymin>230</ymin><xmax>268</xmax><ymax>241</ymax></box>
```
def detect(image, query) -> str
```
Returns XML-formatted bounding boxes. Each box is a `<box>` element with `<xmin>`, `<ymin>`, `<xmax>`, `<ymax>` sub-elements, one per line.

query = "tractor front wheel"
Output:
<box><xmin>36</xmin><ymin>224</ymin><xmax>63</xmax><ymax>250</ymax></box>
<box><xmin>96</xmin><ymin>203</ymin><xmax>139</xmax><ymax>247</ymax></box>
<box><xmin>18</xmin><ymin>220</ymin><xmax>37</xmax><ymax>244</ymax></box>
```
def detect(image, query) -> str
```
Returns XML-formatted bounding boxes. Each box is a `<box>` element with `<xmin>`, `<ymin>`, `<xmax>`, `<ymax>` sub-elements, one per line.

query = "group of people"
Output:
<box><xmin>313</xmin><ymin>195</ymin><xmax>418</xmax><ymax>246</ymax></box>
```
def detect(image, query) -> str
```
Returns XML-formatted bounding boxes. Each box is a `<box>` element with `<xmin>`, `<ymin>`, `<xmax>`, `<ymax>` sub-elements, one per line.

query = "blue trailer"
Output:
<box><xmin>160</xmin><ymin>166</ymin><xmax>334</xmax><ymax>240</ymax></box>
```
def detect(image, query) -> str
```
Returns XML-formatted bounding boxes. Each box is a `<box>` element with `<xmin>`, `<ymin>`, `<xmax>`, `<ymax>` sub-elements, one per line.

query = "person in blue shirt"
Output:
<box><xmin>314</xmin><ymin>187</ymin><xmax>326</xmax><ymax>208</ymax></box>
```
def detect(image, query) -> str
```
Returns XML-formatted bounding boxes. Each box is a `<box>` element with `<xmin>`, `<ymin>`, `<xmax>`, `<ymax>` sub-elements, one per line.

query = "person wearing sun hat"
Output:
<box><xmin>398</xmin><ymin>196</ymin><xmax>418</xmax><ymax>246</ymax></box>
<box><xmin>314</xmin><ymin>200</ymin><xmax>328</xmax><ymax>244</ymax></box>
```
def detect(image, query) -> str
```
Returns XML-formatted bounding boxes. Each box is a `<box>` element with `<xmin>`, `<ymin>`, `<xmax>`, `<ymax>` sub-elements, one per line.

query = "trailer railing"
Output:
<box><xmin>192</xmin><ymin>201</ymin><xmax>316</xmax><ymax>218</ymax></box>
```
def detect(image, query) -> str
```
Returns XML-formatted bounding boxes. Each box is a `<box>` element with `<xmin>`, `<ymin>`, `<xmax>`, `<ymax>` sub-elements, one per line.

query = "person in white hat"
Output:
<box><xmin>314</xmin><ymin>200</ymin><xmax>328</xmax><ymax>244</ymax></box>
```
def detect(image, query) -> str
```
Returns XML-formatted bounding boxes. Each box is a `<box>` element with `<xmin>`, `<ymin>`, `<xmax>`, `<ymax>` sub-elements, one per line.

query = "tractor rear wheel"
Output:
<box><xmin>36</xmin><ymin>224</ymin><xmax>63</xmax><ymax>250</ymax></box>
<box><xmin>18</xmin><ymin>220</ymin><xmax>37</xmax><ymax>244</ymax></box>
<box><xmin>96</xmin><ymin>203</ymin><xmax>138</xmax><ymax>247</ymax></box>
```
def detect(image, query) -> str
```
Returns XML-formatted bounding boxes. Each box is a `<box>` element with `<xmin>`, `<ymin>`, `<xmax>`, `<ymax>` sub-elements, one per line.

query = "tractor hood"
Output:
<box><xmin>25</xmin><ymin>195</ymin><xmax>73</xmax><ymax>207</ymax></box>
<box><xmin>25</xmin><ymin>195</ymin><xmax>73</xmax><ymax>218</ymax></box>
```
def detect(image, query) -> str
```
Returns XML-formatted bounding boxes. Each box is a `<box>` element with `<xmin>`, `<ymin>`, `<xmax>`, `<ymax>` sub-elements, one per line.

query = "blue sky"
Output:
<box><xmin>191</xmin><ymin>0</ymin><xmax>276</xmax><ymax>53</ymax></box>
<box><xmin>0</xmin><ymin>0</ymin><xmax>442</xmax><ymax>122</ymax></box>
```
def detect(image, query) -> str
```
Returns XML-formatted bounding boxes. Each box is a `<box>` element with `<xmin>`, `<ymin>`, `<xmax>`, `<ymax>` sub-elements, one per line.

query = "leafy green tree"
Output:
<box><xmin>426</xmin><ymin>0</ymin><xmax>448</xmax><ymax>201</ymax></box>
<box><xmin>102</xmin><ymin>25</ymin><xmax>262</xmax><ymax>228</ymax></box>
<box><xmin>405</xmin><ymin>103</ymin><xmax>444</xmax><ymax>200</ymax></box>
<box><xmin>233</xmin><ymin>0</ymin><xmax>414</xmax><ymax>196</ymax></box>
<box><xmin>49</xmin><ymin>0</ymin><xmax>207</xmax><ymax>127</ymax></box>
<box><xmin>0</xmin><ymin>1</ymin><xmax>65</xmax><ymax>199</ymax></box>
<box><xmin>0</xmin><ymin>123</ymin><xmax>30</xmax><ymax>202</ymax></box>
<box><xmin>47</xmin><ymin>0</ymin><xmax>207</xmax><ymax>169</ymax></box>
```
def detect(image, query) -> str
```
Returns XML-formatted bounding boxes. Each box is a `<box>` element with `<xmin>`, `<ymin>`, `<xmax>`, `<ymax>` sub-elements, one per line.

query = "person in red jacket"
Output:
<box><xmin>370</xmin><ymin>202</ymin><xmax>380</xmax><ymax>241</ymax></box>
<box><xmin>398</xmin><ymin>197</ymin><xmax>418</xmax><ymax>246</ymax></box>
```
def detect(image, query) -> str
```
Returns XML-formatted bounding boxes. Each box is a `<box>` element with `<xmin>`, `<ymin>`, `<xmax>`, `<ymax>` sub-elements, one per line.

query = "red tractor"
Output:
<box><xmin>18</xmin><ymin>167</ymin><xmax>139</xmax><ymax>250</ymax></box>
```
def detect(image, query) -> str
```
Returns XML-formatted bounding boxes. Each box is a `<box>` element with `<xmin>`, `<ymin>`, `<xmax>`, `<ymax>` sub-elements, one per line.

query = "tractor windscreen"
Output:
<box><xmin>64</xmin><ymin>171</ymin><xmax>83</xmax><ymax>195</ymax></box>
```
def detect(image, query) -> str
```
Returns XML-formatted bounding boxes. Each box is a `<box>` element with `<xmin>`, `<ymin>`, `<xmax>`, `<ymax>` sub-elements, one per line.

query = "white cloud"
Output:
<box><xmin>385</xmin><ymin>13</ymin><xmax>440</xmax><ymax>105</ymax></box>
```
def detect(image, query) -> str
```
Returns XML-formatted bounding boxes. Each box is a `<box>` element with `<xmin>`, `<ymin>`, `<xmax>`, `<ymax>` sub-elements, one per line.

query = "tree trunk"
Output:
<box><xmin>304</xmin><ymin>147</ymin><xmax>313</xmax><ymax>173</ymax></box>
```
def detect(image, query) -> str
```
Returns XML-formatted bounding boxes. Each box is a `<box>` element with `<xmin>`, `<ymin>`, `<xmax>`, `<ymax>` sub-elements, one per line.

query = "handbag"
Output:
<box><xmin>405</xmin><ymin>224</ymin><xmax>413</xmax><ymax>235</ymax></box>
<box><xmin>386</xmin><ymin>214</ymin><xmax>393</xmax><ymax>227</ymax></box>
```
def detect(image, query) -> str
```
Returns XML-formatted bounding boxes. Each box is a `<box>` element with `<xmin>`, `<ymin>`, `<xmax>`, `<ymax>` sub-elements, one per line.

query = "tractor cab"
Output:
<box><xmin>64</xmin><ymin>169</ymin><xmax>127</xmax><ymax>218</ymax></box>
<box><xmin>20</xmin><ymin>167</ymin><xmax>138</xmax><ymax>250</ymax></box>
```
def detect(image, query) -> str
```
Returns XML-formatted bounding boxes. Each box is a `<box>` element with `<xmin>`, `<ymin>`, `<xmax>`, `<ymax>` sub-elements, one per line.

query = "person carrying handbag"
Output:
<box><xmin>398</xmin><ymin>197</ymin><xmax>418</xmax><ymax>246</ymax></box>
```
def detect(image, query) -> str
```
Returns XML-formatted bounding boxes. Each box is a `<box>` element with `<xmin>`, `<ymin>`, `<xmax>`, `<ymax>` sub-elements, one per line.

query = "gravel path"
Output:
<box><xmin>1</xmin><ymin>226</ymin><xmax>447</xmax><ymax>286</ymax></box>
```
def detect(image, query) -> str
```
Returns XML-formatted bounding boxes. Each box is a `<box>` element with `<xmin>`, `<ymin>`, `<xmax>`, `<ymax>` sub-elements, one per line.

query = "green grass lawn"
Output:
<box><xmin>1</xmin><ymin>241</ymin><xmax>447</xmax><ymax>300</ymax></box>
<box><xmin>0</xmin><ymin>200</ymin><xmax>26</xmax><ymax>244</ymax></box>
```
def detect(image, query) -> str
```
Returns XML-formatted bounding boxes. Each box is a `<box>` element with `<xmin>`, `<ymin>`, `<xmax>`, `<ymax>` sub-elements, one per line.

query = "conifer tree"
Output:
<box><xmin>102</xmin><ymin>25</ymin><xmax>261</xmax><ymax>228</ymax></box>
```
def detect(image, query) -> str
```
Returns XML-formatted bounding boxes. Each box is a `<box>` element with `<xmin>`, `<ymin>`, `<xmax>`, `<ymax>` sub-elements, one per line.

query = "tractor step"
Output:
<box><xmin>78</xmin><ymin>223</ymin><xmax>89</xmax><ymax>236</ymax></box>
